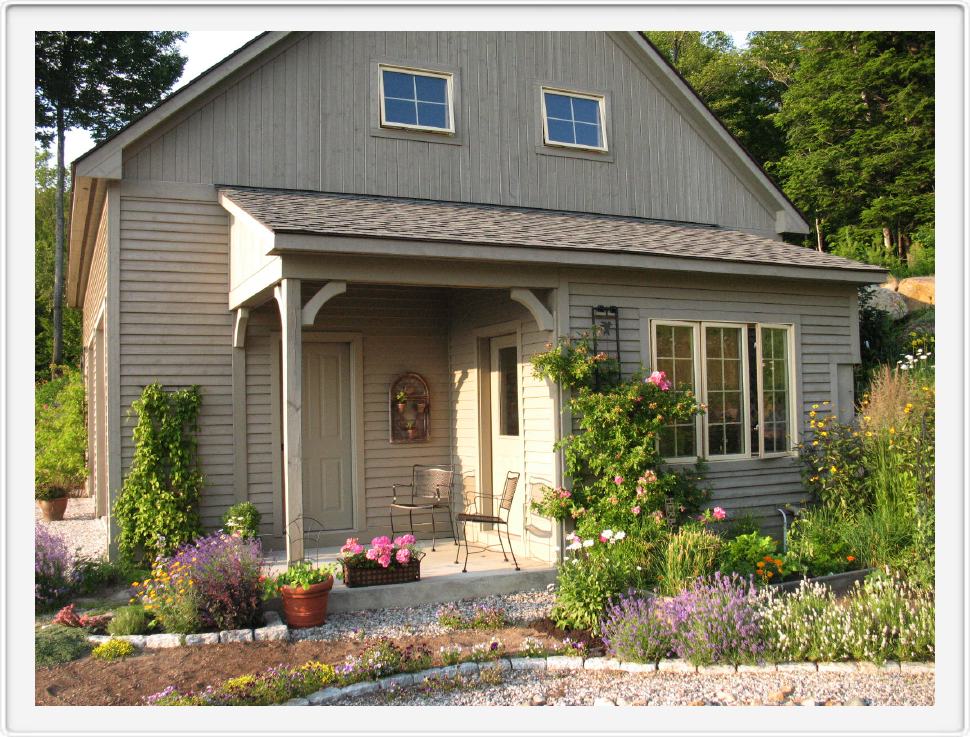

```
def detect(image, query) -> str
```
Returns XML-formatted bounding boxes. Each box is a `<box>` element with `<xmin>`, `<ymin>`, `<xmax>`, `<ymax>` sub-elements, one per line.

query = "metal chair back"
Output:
<box><xmin>413</xmin><ymin>464</ymin><xmax>455</xmax><ymax>502</ymax></box>
<box><xmin>499</xmin><ymin>471</ymin><xmax>520</xmax><ymax>516</ymax></box>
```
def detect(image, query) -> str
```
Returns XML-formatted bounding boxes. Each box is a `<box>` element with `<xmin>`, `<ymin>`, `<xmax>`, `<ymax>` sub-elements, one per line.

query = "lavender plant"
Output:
<box><xmin>600</xmin><ymin>592</ymin><xmax>672</xmax><ymax>663</ymax></box>
<box><xmin>35</xmin><ymin>522</ymin><xmax>75</xmax><ymax>609</ymax></box>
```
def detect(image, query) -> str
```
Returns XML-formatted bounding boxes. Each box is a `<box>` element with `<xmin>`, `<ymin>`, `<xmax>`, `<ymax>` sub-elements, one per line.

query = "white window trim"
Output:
<box><xmin>378</xmin><ymin>64</ymin><xmax>455</xmax><ymax>135</ymax></box>
<box><xmin>650</xmin><ymin>320</ymin><xmax>702</xmax><ymax>464</ymax></box>
<box><xmin>757</xmin><ymin>323</ymin><xmax>798</xmax><ymax>457</ymax></box>
<box><xmin>650</xmin><ymin>319</ymin><xmax>797</xmax><ymax>463</ymax></box>
<box><xmin>540</xmin><ymin>86</ymin><xmax>609</xmax><ymax>153</ymax></box>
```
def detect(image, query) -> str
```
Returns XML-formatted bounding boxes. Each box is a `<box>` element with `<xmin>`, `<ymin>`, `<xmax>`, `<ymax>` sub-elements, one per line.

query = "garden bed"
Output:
<box><xmin>773</xmin><ymin>568</ymin><xmax>876</xmax><ymax>596</ymax></box>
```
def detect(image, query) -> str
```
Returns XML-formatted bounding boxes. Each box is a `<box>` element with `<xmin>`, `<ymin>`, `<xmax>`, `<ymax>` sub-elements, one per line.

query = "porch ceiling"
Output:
<box><xmin>217</xmin><ymin>185</ymin><xmax>885</xmax><ymax>282</ymax></box>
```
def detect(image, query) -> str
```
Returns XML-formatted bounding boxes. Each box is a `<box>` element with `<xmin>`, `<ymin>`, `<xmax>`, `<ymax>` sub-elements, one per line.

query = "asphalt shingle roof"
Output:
<box><xmin>218</xmin><ymin>186</ymin><xmax>884</xmax><ymax>275</ymax></box>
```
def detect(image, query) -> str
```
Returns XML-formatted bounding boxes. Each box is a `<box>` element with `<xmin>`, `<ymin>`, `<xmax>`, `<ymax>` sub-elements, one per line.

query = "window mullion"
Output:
<box><xmin>756</xmin><ymin>325</ymin><xmax>765</xmax><ymax>458</ymax></box>
<box><xmin>697</xmin><ymin>323</ymin><xmax>707</xmax><ymax>460</ymax></box>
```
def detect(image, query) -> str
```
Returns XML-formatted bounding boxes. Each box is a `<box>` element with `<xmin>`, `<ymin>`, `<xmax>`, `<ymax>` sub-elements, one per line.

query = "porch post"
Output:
<box><xmin>276</xmin><ymin>278</ymin><xmax>304</xmax><ymax>562</ymax></box>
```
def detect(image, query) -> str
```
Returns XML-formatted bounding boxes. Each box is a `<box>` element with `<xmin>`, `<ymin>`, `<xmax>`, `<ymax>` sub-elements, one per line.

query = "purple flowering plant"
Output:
<box><xmin>35</xmin><ymin>522</ymin><xmax>76</xmax><ymax>609</ymax></box>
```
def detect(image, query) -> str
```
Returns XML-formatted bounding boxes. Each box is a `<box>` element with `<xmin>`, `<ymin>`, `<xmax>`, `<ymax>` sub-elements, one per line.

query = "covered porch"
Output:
<box><xmin>220</xmin><ymin>187</ymin><xmax>568</xmax><ymax>571</ymax></box>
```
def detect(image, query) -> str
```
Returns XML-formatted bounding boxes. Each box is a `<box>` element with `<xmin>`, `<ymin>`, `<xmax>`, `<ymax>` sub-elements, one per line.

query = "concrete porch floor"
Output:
<box><xmin>262</xmin><ymin>543</ymin><xmax>556</xmax><ymax>614</ymax></box>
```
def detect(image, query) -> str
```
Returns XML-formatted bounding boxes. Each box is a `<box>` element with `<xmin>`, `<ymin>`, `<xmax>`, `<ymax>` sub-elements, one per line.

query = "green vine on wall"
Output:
<box><xmin>113</xmin><ymin>383</ymin><xmax>205</xmax><ymax>563</ymax></box>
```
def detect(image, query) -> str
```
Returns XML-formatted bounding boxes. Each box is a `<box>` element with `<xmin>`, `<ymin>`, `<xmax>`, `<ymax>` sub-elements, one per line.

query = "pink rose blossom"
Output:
<box><xmin>646</xmin><ymin>370</ymin><xmax>672</xmax><ymax>391</ymax></box>
<box><xmin>712</xmin><ymin>506</ymin><xmax>727</xmax><ymax>521</ymax></box>
<box><xmin>613</xmin><ymin>476</ymin><xmax>624</xmax><ymax>485</ymax></box>
<box><xmin>395</xmin><ymin>547</ymin><xmax>411</xmax><ymax>564</ymax></box>
<box><xmin>631</xmin><ymin>506</ymin><xmax>641</xmax><ymax>516</ymax></box>
<box><xmin>635</xmin><ymin>486</ymin><xmax>646</xmax><ymax>497</ymax></box>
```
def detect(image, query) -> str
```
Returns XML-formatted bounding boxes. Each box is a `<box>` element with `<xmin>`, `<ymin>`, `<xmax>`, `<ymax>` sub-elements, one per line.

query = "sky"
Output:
<box><xmin>62</xmin><ymin>30</ymin><xmax>750</xmax><ymax>164</ymax></box>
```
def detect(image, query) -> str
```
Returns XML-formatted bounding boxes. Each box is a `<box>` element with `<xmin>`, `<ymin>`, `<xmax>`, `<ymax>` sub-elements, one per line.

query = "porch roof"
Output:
<box><xmin>218</xmin><ymin>185</ymin><xmax>885</xmax><ymax>279</ymax></box>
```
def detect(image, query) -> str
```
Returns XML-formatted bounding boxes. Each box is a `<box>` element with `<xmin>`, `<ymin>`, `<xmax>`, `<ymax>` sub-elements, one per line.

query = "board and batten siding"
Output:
<box><xmin>118</xmin><ymin>193</ymin><xmax>236</xmax><ymax>528</ymax></box>
<box><xmin>243</xmin><ymin>286</ymin><xmax>453</xmax><ymax>535</ymax></box>
<box><xmin>567</xmin><ymin>275</ymin><xmax>858</xmax><ymax>533</ymax></box>
<box><xmin>448</xmin><ymin>289</ymin><xmax>558</xmax><ymax>562</ymax></box>
<box><xmin>121</xmin><ymin>31</ymin><xmax>777</xmax><ymax>234</ymax></box>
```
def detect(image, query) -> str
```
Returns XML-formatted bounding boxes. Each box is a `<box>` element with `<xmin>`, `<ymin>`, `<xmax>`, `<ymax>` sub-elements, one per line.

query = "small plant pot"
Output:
<box><xmin>37</xmin><ymin>497</ymin><xmax>68</xmax><ymax>522</ymax></box>
<box><xmin>280</xmin><ymin>577</ymin><xmax>334</xmax><ymax>628</ymax></box>
<box><xmin>406</xmin><ymin>428</ymin><xmax>419</xmax><ymax>440</ymax></box>
<box><xmin>395</xmin><ymin>402</ymin><xmax>408</xmax><ymax>413</ymax></box>
<box><xmin>415</xmin><ymin>402</ymin><xmax>427</xmax><ymax>414</ymax></box>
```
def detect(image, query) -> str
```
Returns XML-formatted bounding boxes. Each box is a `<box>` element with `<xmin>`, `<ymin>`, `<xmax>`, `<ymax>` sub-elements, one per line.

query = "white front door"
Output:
<box><xmin>302</xmin><ymin>341</ymin><xmax>354</xmax><ymax>530</ymax></box>
<box><xmin>489</xmin><ymin>334</ymin><xmax>523</xmax><ymax>536</ymax></box>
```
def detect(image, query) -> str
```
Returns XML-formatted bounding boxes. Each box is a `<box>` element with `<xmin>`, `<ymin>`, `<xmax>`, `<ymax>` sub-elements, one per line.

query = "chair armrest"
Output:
<box><xmin>461</xmin><ymin>492</ymin><xmax>495</xmax><ymax>513</ymax></box>
<box><xmin>392</xmin><ymin>483</ymin><xmax>413</xmax><ymax>504</ymax></box>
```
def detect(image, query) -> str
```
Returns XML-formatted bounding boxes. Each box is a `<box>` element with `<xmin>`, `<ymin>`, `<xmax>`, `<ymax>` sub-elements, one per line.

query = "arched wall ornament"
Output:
<box><xmin>389</xmin><ymin>372</ymin><xmax>431</xmax><ymax>443</ymax></box>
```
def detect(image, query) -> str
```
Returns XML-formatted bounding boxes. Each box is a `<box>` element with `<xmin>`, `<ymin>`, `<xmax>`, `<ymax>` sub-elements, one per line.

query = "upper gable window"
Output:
<box><xmin>379</xmin><ymin>65</ymin><xmax>454</xmax><ymax>134</ymax></box>
<box><xmin>541</xmin><ymin>87</ymin><xmax>608</xmax><ymax>152</ymax></box>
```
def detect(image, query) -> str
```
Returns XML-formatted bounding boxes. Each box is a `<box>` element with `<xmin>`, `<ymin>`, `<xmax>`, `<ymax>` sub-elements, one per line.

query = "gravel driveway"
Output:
<box><xmin>334</xmin><ymin>669</ymin><xmax>935</xmax><ymax>707</ymax></box>
<box><xmin>35</xmin><ymin>496</ymin><xmax>107</xmax><ymax>561</ymax></box>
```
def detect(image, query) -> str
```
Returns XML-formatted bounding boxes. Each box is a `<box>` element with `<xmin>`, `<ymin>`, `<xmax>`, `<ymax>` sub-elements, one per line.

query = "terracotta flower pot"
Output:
<box><xmin>395</xmin><ymin>402</ymin><xmax>408</xmax><ymax>413</ymax></box>
<box><xmin>37</xmin><ymin>497</ymin><xmax>68</xmax><ymax>522</ymax></box>
<box><xmin>280</xmin><ymin>576</ymin><xmax>334</xmax><ymax>628</ymax></box>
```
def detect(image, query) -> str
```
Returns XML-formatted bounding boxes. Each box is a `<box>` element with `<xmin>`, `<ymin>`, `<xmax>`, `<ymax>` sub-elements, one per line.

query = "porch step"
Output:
<box><xmin>327</xmin><ymin>565</ymin><xmax>556</xmax><ymax>613</ymax></box>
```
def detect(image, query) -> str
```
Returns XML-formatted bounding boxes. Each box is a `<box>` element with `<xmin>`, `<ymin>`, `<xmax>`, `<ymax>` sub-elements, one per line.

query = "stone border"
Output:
<box><xmin>288</xmin><ymin>656</ymin><xmax>935</xmax><ymax>706</ymax></box>
<box><xmin>87</xmin><ymin>611</ymin><xmax>288</xmax><ymax>649</ymax></box>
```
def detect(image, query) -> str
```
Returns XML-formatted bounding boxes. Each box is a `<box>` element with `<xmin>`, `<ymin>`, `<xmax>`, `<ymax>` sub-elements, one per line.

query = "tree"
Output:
<box><xmin>772</xmin><ymin>32</ymin><xmax>934</xmax><ymax>258</ymax></box>
<box><xmin>35</xmin><ymin>150</ymin><xmax>82</xmax><ymax>378</ymax></box>
<box><xmin>35</xmin><ymin>32</ymin><xmax>187</xmax><ymax>369</ymax></box>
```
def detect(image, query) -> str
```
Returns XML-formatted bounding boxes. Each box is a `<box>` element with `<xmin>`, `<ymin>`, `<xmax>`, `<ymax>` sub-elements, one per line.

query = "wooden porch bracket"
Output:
<box><xmin>302</xmin><ymin>280</ymin><xmax>348</xmax><ymax>326</ymax></box>
<box><xmin>509</xmin><ymin>288</ymin><xmax>554</xmax><ymax>331</ymax></box>
<box><xmin>274</xmin><ymin>278</ymin><xmax>305</xmax><ymax>562</ymax></box>
<box><xmin>232</xmin><ymin>307</ymin><xmax>250</xmax><ymax>348</ymax></box>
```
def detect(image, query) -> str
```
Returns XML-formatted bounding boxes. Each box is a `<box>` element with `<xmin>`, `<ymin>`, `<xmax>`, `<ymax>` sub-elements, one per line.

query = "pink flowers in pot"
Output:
<box><xmin>646</xmin><ymin>370</ymin><xmax>672</xmax><ymax>391</ymax></box>
<box><xmin>340</xmin><ymin>534</ymin><xmax>418</xmax><ymax>569</ymax></box>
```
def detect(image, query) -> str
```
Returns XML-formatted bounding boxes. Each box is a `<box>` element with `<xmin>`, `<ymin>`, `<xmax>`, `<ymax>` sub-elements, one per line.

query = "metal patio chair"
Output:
<box><xmin>455</xmin><ymin>471</ymin><xmax>521</xmax><ymax>573</ymax></box>
<box><xmin>389</xmin><ymin>464</ymin><xmax>457</xmax><ymax>551</ymax></box>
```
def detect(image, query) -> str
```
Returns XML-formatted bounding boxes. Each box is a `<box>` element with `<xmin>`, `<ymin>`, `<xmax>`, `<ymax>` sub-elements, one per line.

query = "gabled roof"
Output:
<box><xmin>219</xmin><ymin>185</ymin><xmax>882</xmax><ymax>280</ymax></box>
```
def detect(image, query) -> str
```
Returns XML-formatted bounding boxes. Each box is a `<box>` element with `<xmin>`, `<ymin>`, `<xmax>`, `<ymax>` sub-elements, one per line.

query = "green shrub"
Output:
<box><xmin>73</xmin><ymin>557</ymin><xmax>148</xmax><ymax>596</ymax></box>
<box><xmin>222</xmin><ymin>501</ymin><xmax>261</xmax><ymax>539</ymax></box>
<box><xmin>113</xmin><ymin>383</ymin><xmax>204</xmax><ymax>562</ymax></box>
<box><xmin>785</xmin><ymin>507</ymin><xmax>854</xmax><ymax>577</ymax></box>
<box><xmin>107</xmin><ymin>605</ymin><xmax>151</xmax><ymax>636</ymax></box>
<box><xmin>655</xmin><ymin>525</ymin><xmax>722</xmax><ymax>596</ymax></box>
<box><xmin>35</xmin><ymin>366</ymin><xmax>87</xmax><ymax>494</ymax></box>
<box><xmin>718</xmin><ymin>531</ymin><xmax>778</xmax><ymax>580</ymax></box>
<box><xmin>35</xmin><ymin>625</ymin><xmax>91</xmax><ymax>667</ymax></box>
<box><xmin>91</xmin><ymin>639</ymin><xmax>137</xmax><ymax>660</ymax></box>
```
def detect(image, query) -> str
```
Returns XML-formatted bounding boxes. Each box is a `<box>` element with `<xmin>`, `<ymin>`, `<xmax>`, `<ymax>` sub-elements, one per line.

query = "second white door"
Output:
<box><xmin>489</xmin><ymin>334</ymin><xmax>523</xmax><ymax>536</ymax></box>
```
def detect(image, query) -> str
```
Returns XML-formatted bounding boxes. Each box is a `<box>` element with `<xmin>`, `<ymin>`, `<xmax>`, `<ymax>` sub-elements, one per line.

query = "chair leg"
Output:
<box><xmin>454</xmin><ymin>519</ymin><xmax>462</xmax><ymax>564</ymax></box>
<box><xmin>461</xmin><ymin>521</ymin><xmax>470</xmax><ymax>573</ymax></box>
<box><xmin>504</xmin><ymin>524</ymin><xmax>520</xmax><ymax>571</ymax></box>
<box><xmin>390</xmin><ymin>506</ymin><xmax>396</xmax><ymax>537</ymax></box>
<box><xmin>449</xmin><ymin>508</ymin><xmax>458</xmax><ymax>546</ymax></box>
<box><xmin>408</xmin><ymin>508</ymin><xmax>414</xmax><ymax>538</ymax></box>
<box><xmin>430</xmin><ymin>506</ymin><xmax>438</xmax><ymax>552</ymax></box>
<box><xmin>496</xmin><ymin>523</ymin><xmax>509</xmax><ymax>562</ymax></box>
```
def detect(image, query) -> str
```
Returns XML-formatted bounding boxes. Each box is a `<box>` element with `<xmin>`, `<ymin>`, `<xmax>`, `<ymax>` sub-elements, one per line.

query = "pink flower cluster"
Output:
<box><xmin>635</xmin><ymin>469</ymin><xmax>658</xmax><ymax>497</ymax></box>
<box><xmin>555</xmin><ymin>487</ymin><xmax>571</xmax><ymax>499</ymax></box>
<box><xmin>342</xmin><ymin>534</ymin><xmax>417</xmax><ymax>568</ymax></box>
<box><xmin>646</xmin><ymin>370</ymin><xmax>672</xmax><ymax>391</ymax></box>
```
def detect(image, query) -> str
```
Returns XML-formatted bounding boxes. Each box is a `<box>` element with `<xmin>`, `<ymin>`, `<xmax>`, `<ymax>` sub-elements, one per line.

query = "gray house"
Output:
<box><xmin>68</xmin><ymin>31</ymin><xmax>884</xmax><ymax>564</ymax></box>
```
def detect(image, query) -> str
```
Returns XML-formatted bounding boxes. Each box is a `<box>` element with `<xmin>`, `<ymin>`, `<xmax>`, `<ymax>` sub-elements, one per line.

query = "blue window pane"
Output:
<box><xmin>414</xmin><ymin>75</ymin><xmax>447</xmax><ymax>104</ymax></box>
<box><xmin>382</xmin><ymin>70</ymin><xmax>415</xmax><ymax>100</ymax></box>
<box><xmin>417</xmin><ymin>101</ymin><xmax>448</xmax><ymax>129</ymax></box>
<box><xmin>574</xmin><ymin>121</ymin><xmax>601</xmax><ymax>147</ymax></box>
<box><xmin>544</xmin><ymin>93</ymin><xmax>572</xmax><ymax>120</ymax></box>
<box><xmin>572</xmin><ymin>97</ymin><xmax>600</xmax><ymax>124</ymax></box>
<box><xmin>384</xmin><ymin>97</ymin><xmax>417</xmax><ymax>125</ymax></box>
<box><xmin>546</xmin><ymin>118</ymin><xmax>575</xmax><ymax>144</ymax></box>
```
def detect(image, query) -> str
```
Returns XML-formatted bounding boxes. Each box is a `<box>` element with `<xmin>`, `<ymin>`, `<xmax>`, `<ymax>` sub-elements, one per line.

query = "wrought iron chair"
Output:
<box><xmin>455</xmin><ymin>471</ymin><xmax>521</xmax><ymax>573</ymax></box>
<box><xmin>389</xmin><ymin>464</ymin><xmax>457</xmax><ymax>551</ymax></box>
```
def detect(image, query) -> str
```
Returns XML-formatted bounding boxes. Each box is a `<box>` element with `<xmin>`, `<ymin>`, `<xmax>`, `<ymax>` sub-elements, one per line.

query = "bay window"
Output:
<box><xmin>650</xmin><ymin>320</ymin><xmax>795</xmax><ymax>461</ymax></box>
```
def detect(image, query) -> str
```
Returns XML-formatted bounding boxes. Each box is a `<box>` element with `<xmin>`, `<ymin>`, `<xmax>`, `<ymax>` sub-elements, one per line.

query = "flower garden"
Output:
<box><xmin>34</xmin><ymin>331</ymin><xmax>935</xmax><ymax>707</ymax></box>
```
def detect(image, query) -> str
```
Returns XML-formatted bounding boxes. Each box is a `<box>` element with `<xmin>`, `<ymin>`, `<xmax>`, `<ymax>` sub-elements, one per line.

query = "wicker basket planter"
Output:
<box><xmin>342</xmin><ymin>556</ymin><xmax>424</xmax><ymax>588</ymax></box>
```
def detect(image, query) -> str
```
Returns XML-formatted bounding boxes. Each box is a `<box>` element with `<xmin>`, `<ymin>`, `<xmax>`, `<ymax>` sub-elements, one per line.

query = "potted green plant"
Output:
<box><xmin>35</xmin><ymin>485</ymin><xmax>69</xmax><ymax>521</ymax></box>
<box><xmin>394</xmin><ymin>391</ymin><xmax>409</xmax><ymax>413</ymax></box>
<box><xmin>264</xmin><ymin>560</ymin><xmax>340</xmax><ymax>628</ymax></box>
<box><xmin>405</xmin><ymin>420</ymin><xmax>418</xmax><ymax>440</ymax></box>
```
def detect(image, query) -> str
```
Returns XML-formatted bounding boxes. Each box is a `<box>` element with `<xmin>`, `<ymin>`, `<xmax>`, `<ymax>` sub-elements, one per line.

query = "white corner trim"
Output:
<box><xmin>233</xmin><ymin>307</ymin><xmax>251</xmax><ymax>348</ymax></box>
<box><xmin>510</xmin><ymin>288</ymin><xmax>554</xmax><ymax>331</ymax></box>
<box><xmin>302</xmin><ymin>281</ymin><xmax>348</xmax><ymax>326</ymax></box>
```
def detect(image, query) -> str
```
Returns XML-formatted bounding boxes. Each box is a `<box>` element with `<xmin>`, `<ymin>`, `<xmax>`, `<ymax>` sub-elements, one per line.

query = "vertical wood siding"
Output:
<box><xmin>567</xmin><ymin>275</ymin><xmax>857</xmax><ymax>533</ymax></box>
<box><xmin>82</xmin><ymin>201</ymin><xmax>109</xmax><ymax>344</ymax></box>
<box><xmin>118</xmin><ymin>195</ymin><xmax>235</xmax><ymax>527</ymax></box>
<box><xmin>121</xmin><ymin>32</ymin><xmax>777</xmax><ymax>233</ymax></box>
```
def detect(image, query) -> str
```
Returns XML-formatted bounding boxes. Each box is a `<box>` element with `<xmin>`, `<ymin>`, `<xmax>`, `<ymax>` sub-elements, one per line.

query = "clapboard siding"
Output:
<box><xmin>82</xmin><ymin>200</ymin><xmax>109</xmax><ymax>344</ymax></box>
<box><xmin>118</xmin><ymin>195</ymin><xmax>234</xmax><ymax>528</ymax></box>
<box><xmin>122</xmin><ymin>32</ymin><xmax>777</xmax><ymax>233</ymax></box>
<box><xmin>448</xmin><ymin>289</ymin><xmax>558</xmax><ymax>562</ymax></box>
<box><xmin>568</xmin><ymin>274</ymin><xmax>857</xmax><ymax>533</ymax></box>
<box><xmin>244</xmin><ymin>286</ymin><xmax>453</xmax><ymax>532</ymax></box>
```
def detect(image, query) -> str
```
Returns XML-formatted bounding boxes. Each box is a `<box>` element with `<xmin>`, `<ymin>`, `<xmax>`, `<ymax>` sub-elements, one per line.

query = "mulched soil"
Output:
<box><xmin>36</xmin><ymin>621</ymin><xmax>588</xmax><ymax>706</ymax></box>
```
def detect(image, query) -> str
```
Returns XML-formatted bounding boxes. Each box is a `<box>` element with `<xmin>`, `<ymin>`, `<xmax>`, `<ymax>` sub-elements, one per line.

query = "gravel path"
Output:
<box><xmin>289</xmin><ymin>590</ymin><xmax>556</xmax><ymax>642</ymax></box>
<box><xmin>35</xmin><ymin>496</ymin><xmax>107</xmax><ymax>561</ymax></box>
<box><xmin>334</xmin><ymin>669</ymin><xmax>935</xmax><ymax>707</ymax></box>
